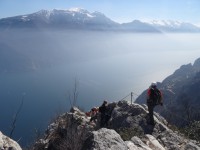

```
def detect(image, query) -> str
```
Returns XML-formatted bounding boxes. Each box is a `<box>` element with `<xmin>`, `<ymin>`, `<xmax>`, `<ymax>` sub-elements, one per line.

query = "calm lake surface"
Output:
<box><xmin>0</xmin><ymin>30</ymin><xmax>199</xmax><ymax>146</ymax></box>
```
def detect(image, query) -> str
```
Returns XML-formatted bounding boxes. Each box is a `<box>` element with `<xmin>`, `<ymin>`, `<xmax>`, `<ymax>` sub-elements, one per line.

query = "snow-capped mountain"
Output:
<box><xmin>34</xmin><ymin>8</ymin><xmax>118</xmax><ymax>27</ymax></box>
<box><xmin>146</xmin><ymin>20</ymin><xmax>200</xmax><ymax>32</ymax></box>
<box><xmin>121</xmin><ymin>20</ymin><xmax>160</xmax><ymax>32</ymax></box>
<box><xmin>0</xmin><ymin>8</ymin><xmax>119</xmax><ymax>30</ymax></box>
<box><xmin>148</xmin><ymin>20</ymin><xmax>183</xmax><ymax>27</ymax></box>
<box><xmin>0</xmin><ymin>8</ymin><xmax>200</xmax><ymax>32</ymax></box>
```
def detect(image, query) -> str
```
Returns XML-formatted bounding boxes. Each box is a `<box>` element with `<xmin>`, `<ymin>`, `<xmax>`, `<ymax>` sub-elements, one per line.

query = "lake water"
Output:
<box><xmin>0</xmin><ymin>30</ymin><xmax>199</xmax><ymax>146</ymax></box>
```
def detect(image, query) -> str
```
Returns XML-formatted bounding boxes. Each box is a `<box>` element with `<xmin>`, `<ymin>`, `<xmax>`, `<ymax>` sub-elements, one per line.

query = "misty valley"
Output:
<box><xmin>0</xmin><ymin>29</ymin><xmax>200</xmax><ymax>146</ymax></box>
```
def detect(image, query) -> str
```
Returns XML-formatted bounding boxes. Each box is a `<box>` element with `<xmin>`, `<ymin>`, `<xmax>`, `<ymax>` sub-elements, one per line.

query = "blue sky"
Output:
<box><xmin>0</xmin><ymin>0</ymin><xmax>200</xmax><ymax>24</ymax></box>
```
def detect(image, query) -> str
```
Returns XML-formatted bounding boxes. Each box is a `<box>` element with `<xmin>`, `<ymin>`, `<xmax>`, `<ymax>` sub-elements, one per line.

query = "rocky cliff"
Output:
<box><xmin>136</xmin><ymin>57</ymin><xmax>200</xmax><ymax>126</ymax></box>
<box><xmin>33</xmin><ymin>101</ymin><xmax>200</xmax><ymax>150</ymax></box>
<box><xmin>0</xmin><ymin>131</ymin><xmax>22</xmax><ymax>150</ymax></box>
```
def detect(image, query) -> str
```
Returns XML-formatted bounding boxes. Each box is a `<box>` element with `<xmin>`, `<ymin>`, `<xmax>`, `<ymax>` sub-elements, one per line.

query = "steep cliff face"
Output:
<box><xmin>33</xmin><ymin>101</ymin><xmax>200</xmax><ymax>150</ymax></box>
<box><xmin>0</xmin><ymin>131</ymin><xmax>22</xmax><ymax>150</ymax></box>
<box><xmin>136</xmin><ymin>57</ymin><xmax>200</xmax><ymax>126</ymax></box>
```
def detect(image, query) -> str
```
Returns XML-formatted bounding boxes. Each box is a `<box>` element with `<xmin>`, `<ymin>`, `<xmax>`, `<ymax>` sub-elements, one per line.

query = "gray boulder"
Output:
<box><xmin>0</xmin><ymin>131</ymin><xmax>22</xmax><ymax>150</ymax></box>
<box><xmin>82</xmin><ymin>128</ymin><xmax>127</xmax><ymax>150</ymax></box>
<box><xmin>126</xmin><ymin>136</ymin><xmax>152</xmax><ymax>150</ymax></box>
<box><xmin>33</xmin><ymin>107</ymin><xmax>95</xmax><ymax>150</ymax></box>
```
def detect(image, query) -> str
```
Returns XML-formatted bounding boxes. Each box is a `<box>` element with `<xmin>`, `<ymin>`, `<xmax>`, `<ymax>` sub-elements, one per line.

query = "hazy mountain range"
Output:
<box><xmin>0</xmin><ymin>8</ymin><xmax>199</xmax><ymax>73</ymax></box>
<box><xmin>0</xmin><ymin>8</ymin><xmax>200</xmax><ymax>32</ymax></box>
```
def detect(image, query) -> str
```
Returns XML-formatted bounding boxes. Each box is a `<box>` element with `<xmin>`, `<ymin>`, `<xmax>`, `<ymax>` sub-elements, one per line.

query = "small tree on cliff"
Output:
<box><xmin>68</xmin><ymin>79</ymin><xmax>79</xmax><ymax>108</ymax></box>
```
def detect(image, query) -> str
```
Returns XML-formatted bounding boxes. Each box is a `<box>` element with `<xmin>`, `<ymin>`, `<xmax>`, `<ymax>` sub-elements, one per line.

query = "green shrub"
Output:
<box><xmin>181</xmin><ymin>121</ymin><xmax>200</xmax><ymax>142</ymax></box>
<box><xmin>117</xmin><ymin>127</ymin><xmax>144</xmax><ymax>141</ymax></box>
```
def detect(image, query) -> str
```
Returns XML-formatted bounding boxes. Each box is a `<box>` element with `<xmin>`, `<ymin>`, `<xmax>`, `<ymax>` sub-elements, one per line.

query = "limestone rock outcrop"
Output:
<box><xmin>82</xmin><ymin>128</ymin><xmax>127</xmax><ymax>150</ymax></box>
<box><xmin>0</xmin><ymin>131</ymin><xmax>22</xmax><ymax>150</ymax></box>
<box><xmin>33</xmin><ymin>101</ymin><xmax>200</xmax><ymax>150</ymax></box>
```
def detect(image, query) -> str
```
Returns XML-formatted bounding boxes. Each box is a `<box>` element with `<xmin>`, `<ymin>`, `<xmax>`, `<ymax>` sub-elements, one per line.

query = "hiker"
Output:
<box><xmin>99</xmin><ymin>100</ymin><xmax>110</xmax><ymax>127</ymax></box>
<box><xmin>85</xmin><ymin>107</ymin><xmax>98</xmax><ymax>121</ymax></box>
<box><xmin>90</xmin><ymin>107</ymin><xmax>99</xmax><ymax>123</ymax></box>
<box><xmin>147</xmin><ymin>82</ymin><xmax>163</xmax><ymax>125</ymax></box>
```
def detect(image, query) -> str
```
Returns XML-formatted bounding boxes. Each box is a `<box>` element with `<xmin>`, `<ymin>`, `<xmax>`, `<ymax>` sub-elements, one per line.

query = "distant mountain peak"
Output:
<box><xmin>144</xmin><ymin>19</ymin><xmax>200</xmax><ymax>32</ymax></box>
<box><xmin>68</xmin><ymin>7</ymin><xmax>88</xmax><ymax>13</ymax></box>
<box><xmin>34</xmin><ymin>9</ymin><xmax>52</xmax><ymax>19</ymax></box>
<box><xmin>34</xmin><ymin>8</ymin><xmax>94</xmax><ymax>18</ymax></box>
<box><xmin>147</xmin><ymin>20</ymin><xmax>182</xmax><ymax>27</ymax></box>
<box><xmin>92</xmin><ymin>11</ymin><xmax>105</xmax><ymax>16</ymax></box>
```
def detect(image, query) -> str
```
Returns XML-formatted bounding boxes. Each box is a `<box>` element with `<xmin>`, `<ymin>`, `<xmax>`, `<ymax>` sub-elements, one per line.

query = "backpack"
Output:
<box><xmin>150</xmin><ymin>88</ymin><xmax>162</xmax><ymax>105</ymax></box>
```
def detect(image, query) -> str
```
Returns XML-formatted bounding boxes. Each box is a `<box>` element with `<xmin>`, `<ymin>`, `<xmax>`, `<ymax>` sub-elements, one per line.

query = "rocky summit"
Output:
<box><xmin>33</xmin><ymin>101</ymin><xmax>200</xmax><ymax>150</ymax></box>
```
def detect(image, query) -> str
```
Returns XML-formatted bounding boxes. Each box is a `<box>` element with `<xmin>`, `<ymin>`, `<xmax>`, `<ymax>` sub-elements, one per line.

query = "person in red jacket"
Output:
<box><xmin>147</xmin><ymin>82</ymin><xmax>163</xmax><ymax>125</ymax></box>
<box><xmin>90</xmin><ymin>107</ymin><xmax>99</xmax><ymax>123</ymax></box>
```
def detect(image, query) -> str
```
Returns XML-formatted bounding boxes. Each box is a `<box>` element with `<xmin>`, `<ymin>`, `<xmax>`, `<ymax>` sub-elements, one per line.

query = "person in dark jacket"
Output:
<box><xmin>147</xmin><ymin>82</ymin><xmax>163</xmax><ymax>125</ymax></box>
<box><xmin>99</xmin><ymin>100</ymin><xmax>109</xmax><ymax>127</ymax></box>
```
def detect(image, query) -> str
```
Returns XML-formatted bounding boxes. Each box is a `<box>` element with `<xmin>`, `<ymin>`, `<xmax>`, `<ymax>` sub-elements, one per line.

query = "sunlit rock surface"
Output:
<box><xmin>33</xmin><ymin>101</ymin><xmax>200</xmax><ymax>150</ymax></box>
<box><xmin>0</xmin><ymin>131</ymin><xmax>22</xmax><ymax>150</ymax></box>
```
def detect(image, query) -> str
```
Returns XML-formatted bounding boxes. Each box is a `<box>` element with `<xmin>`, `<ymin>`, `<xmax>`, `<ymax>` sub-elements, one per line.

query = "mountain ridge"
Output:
<box><xmin>0</xmin><ymin>8</ymin><xmax>200</xmax><ymax>32</ymax></box>
<box><xmin>135</xmin><ymin>57</ymin><xmax>200</xmax><ymax>127</ymax></box>
<box><xmin>31</xmin><ymin>101</ymin><xmax>200</xmax><ymax>150</ymax></box>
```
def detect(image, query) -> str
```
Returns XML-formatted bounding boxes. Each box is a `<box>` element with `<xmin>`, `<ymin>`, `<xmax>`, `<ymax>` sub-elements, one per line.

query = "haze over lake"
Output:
<box><xmin>0</xmin><ymin>29</ymin><xmax>199</xmax><ymax>145</ymax></box>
